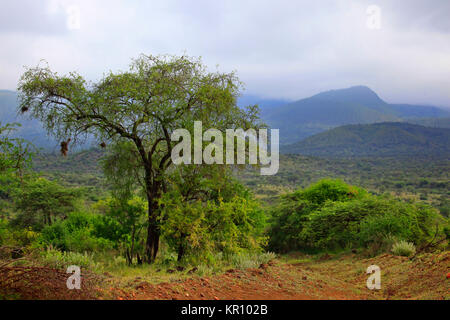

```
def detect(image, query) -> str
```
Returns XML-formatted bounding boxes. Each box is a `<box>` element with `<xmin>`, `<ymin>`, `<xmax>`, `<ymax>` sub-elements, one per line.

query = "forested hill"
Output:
<box><xmin>281</xmin><ymin>122</ymin><xmax>450</xmax><ymax>158</ymax></box>
<box><xmin>263</xmin><ymin>86</ymin><xmax>450</xmax><ymax>144</ymax></box>
<box><xmin>0</xmin><ymin>90</ymin><xmax>57</xmax><ymax>149</ymax></box>
<box><xmin>404</xmin><ymin>117</ymin><xmax>450</xmax><ymax>128</ymax></box>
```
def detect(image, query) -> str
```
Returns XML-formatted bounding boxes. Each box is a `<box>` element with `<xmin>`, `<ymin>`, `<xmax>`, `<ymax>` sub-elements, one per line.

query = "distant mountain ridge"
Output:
<box><xmin>237</xmin><ymin>94</ymin><xmax>290</xmax><ymax>114</ymax></box>
<box><xmin>0</xmin><ymin>90</ymin><xmax>59</xmax><ymax>149</ymax></box>
<box><xmin>281</xmin><ymin>122</ymin><xmax>450</xmax><ymax>158</ymax></box>
<box><xmin>261</xmin><ymin>86</ymin><xmax>450</xmax><ymax>144</ymax></box>
<box><xmin>403</xmin><ymin>117</ymin><xmax>450</xmax><ymax>129</ymax></box>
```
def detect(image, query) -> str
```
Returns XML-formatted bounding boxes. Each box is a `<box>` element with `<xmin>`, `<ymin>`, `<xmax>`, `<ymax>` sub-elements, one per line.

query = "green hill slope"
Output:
<box><xmin>404</xmin><ymin>117</ymin><xmax>450</xmax><ymax>128</ymax></box>
<box><xmin>263</xmin><ymin>86</ymin><xmax>450</xmax><ymax>144</ymax></box>
<box><xmin>281</xmin><ymin>122</ymin><xmax>450</xmax><ymax>158</ymax></box>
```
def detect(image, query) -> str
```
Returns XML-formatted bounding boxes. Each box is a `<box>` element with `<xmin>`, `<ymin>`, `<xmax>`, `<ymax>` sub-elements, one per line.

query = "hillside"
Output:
<box><xmin>2</xmin><ymin>252</ymin><xmax>448</xmax><ymax>300</ymax></box>
<box><xmin>0</xmin><ymin>90</ymin><xmax>57</xmax><ymax>149</ymax></box>
<box><xmin>2</xmin><ymin>87</ymin><xmax>450</xmax><ymax>148</ymax></box>
<box><xmin>281</xmin><ymin>122</ymin><xmax>450</xmax><ymax>158</ymax></box>
<box><xmin>263</xmin><ymin>86</ymin><xmax>450</xmax><ymax>144</ymax></box>
<box><xmin>404</xmin><ymin>117</ymin><xmax>450</xmax><ymax>128</ymax></box>
<box><xmin>237</xmin><ymin>94</ymin><xmax>290</xmax><ymax>114</ymax></box>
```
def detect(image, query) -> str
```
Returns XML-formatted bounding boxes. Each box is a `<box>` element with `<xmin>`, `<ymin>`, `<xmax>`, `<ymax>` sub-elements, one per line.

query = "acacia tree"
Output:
<box><xmin>12</xmin><ymin>177</ymin><xmax>79</xmax><ymax>230</ymax></box>
<box><xmin>18</xmin><ymin>54</ymin><xmax>260</xmax><ymax>262</ymax></box>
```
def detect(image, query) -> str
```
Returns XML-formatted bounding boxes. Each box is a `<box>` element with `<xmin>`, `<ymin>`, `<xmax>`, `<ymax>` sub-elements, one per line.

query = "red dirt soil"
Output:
<box><xmin>1</xmin><ymin>252</ymin><xmax>448</xmax><ymax>300</ymax></box>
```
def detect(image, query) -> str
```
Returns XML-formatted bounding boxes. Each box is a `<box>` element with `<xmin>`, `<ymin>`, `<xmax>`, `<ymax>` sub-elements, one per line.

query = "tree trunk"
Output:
<box><xmin>177</xmin><ymin>243</ymin><xmax>184</xmax><ymax>262</ymax></box>
<box><xmin>145</xmin><ymin>194</ymin><xmax>160</xmax><ymax>263</ymax></box>
<box><xmin>126</xmin><ymin>248</ymin><xmax>132</xmax><ymax>265</ymax></box>
<box><xmin>129</xmin><ymin>225</ymin><xmax>136</xmax><ymax>265</ymax></box>
<box><xmin>142</xmin><ymin>159</ymin><xmax>161</xmax><ymax>263</ymax></box>
<box><xmin>145</xmin><ymin>220</ymin><xmax>160</xmax><ymax>263</ymax></box>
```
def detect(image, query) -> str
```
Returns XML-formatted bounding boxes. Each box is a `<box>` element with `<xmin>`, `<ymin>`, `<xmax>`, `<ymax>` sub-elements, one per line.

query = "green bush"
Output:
<box><xmin>159</xmin><ymin>182</ymin><xmax>267</xmax><ymax>263</ymax></box>
<box><xmin>0</xmin><ymin>219</ymin><xmax>9</xmax><ymax>245</ymax></box>
<box><xmin>230</xmin><ymin>252</ymin><xmax>276</xmax><ymax>270</ymax></box>
<box><xmin>391</xmin><ymin>240</ymin><xmax>416</xmax><ymax>257</ymax></box>
<box><xmin>269</xmin><ymin>179</ymin><xmax>446</xmax><ymax>254</ymax></box>
<box><xmin>39</xmin><ymin>212</ymin><xmax>114</xmax><ymax>252</ymax></box>
<box><xmin>0</xmin><ymin>218</ymin><xmax>38</xmax><ymax>247</ymax></box>
<box><xmin>39</xmin><ymin>247</ymin><xmax>100</xmax><ymax>270</ymax></box>
<box><xmin>269</xmin><ymin>179</ymin><xmax>368</xmax><ymax>252</ymax></box>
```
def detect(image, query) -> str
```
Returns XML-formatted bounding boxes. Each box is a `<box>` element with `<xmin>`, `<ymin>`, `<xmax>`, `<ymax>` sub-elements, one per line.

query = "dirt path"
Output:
<box><xmin>0</xmin><ymin>265</ymin><xmax>103</xmax><ymax>299</ymax></box>
<box><xmin>1</xmin><ymin>252</ymin><xmax>448</xmax><ymax>300</ymax></box>
<box><xmin>110</xmin><ymin>252</ymin><xmax>450</xmax><ymax>300</ymax></box>
<box><xmin>113</xmin><ymin>261</ymin><xmax>367</xmax><ymax>300</ymax></box>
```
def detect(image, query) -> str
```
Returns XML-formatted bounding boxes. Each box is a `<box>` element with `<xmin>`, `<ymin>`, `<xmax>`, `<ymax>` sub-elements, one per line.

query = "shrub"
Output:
<box><xmin>39</xmin><ymin>212</ymin><xmax>114</xmax><ymax>252</ymax></box>
<box><xmin>40</xmin><ymin>247</ymin><xmax>100</xmax><ymax>271</ymax></box>
<box><xmin>230</xmin><ymin>251</ymin><xmax>276</xmax><ymax>270</ymax></box>
<box><xmin>160</xmin><ymin>187</ymin><xmax>267</xmax><ymax>263</ymax></box>
<box><xmin>0</xmin><ymin>219</ymin><xmax>38</xmax><ymax>247</ymax></box>
<box><xmin>391</xmin><ymin>241</ymin><xmax>416</xmax><ymax>257</ymax></box>
<box><xmin>299</xmin><ymin>179</ymin><xmax>367</xmax><ymax>205</ymax></box>
<box><xmin>0</xmin><ymin>219</ymin><xmax>10</xmax><ymax>245</ymax></box>
<box><xmin>269</xmin><ymin>179</ymin><xmax>368</xmax><ymax>252</ymax></box>
<box><xmin>269</xmin><ymin>179</ymin><xmax>445</xmax><ymax>254</ymax></box>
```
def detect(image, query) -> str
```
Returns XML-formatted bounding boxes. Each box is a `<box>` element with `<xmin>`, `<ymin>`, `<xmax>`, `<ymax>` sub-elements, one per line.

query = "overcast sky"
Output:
<box><xmin>1</xmin><ymin>0</ymin><xmax>449</xmax><ymax>107</ymax></box>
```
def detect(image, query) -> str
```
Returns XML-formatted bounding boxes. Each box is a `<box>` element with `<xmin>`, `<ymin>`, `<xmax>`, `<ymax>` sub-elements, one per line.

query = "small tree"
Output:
<box><xmin>12</xmin><ymin>177</ymin><xmax>79</xmax><ymax>230</ymax></box>
<box><xmin>94</xmin><ymin>196</ymin><xmax>147</xmax><ymax>265</ymax></box>
<box><xmin>18</xmin><ymin>54</ymin><xmax>261</xmax><ymax>262</ymax></box>
<box><xmin>0</xmin><ymin>122</ymin><xmax>33</xmax><ymax>176</ymax></box>
<box><xmin>159</xmin><ymin>175</ymin><xmax>267</xmax><ymax>263</ymax></box>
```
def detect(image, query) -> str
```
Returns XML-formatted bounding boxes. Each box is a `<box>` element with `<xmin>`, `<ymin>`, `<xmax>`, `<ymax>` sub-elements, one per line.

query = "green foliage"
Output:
<box><xmin>0</xmin><ymin>219</ymin><xmax>37</xmax><ymax>247</ymax></box>
<box><xmin>268</xmin><ymin>179</ymin><xmax>366</xmax><ymax>252</ymax></box>
<box><xmin>230</xmin><ymin>251</ymin><xmax>276</xmax><ymax>270</ymax></box>
<box><xmin>240</xmin><ymin>153</ymin><xmax>448</xmax><ymax>210</ymax></box>
<box><xmin>159</xmin><ymin>179</ymin><xmax>267</xmax><ymax>263</ymax></box>
<box><xmin>391</xmin><ymin>240</ymin><xmax>416</xmax><ymax>257</ymax></box>
<box><xmin>93</xmin><ymin>196</ymin><xmax>147</xmax><ymax>241</ymax></box>
<box><xmin>39</xmin><ymin>247</ymin><xmax>100</xmax><ymax>270</ymax></box>
<box><xmin>11</xmin><ymin>177</ymin><xmax>80</xmax><ymax>230</ymax></box>
<box><xmin>269</xmin><ymin>179</ymin><xmax>445</xmax><ymax>254</ymax></box>
<box><xmin>39</xmin><ymin>211</ymin><xmax>114</xmax><ymax>252</ymax></box>
<box><xmin>0</xmin><ymin>122</ymin><xmax>33</xmax><ymax>175</ymax></box>
<box><xmin>294</xmin><ymin>179</ymin><xmax>367</xmax><ymax>205</ymax></box>
<box><xmin>282</xmin><ymin>122</ymin><xmax>450</xmax><ymax>158</ymax></box>
<box><xmin>93</xmin><ymin>195</ymin><xmax>147</xmax><ymax>264</ymax></box>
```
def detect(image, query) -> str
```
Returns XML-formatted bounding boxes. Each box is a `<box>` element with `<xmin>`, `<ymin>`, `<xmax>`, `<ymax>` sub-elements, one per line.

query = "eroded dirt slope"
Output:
<box><xmin>1</xmin><ymin>252</ymin><xmax>448</xmax><ymax>300</ymax></box>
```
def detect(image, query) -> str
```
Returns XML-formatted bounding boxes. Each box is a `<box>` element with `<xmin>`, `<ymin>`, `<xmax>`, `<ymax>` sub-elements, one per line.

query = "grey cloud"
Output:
<box><xmin>0</xmin><ymin>0</ymin><xmax>449</xmax><ymax>107</ymax></box>
<box><xmin>380</xmin><ymin>0</ymin><xmax>450</xmax><ymax>33</ymax></box>
<box><xmin>0</xmin><ymin>0</ymin><xmax>68</xmax><ymax>35</ymax></box>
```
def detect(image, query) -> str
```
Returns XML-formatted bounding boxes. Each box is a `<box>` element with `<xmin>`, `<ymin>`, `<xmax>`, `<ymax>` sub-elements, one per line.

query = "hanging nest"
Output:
<box><xmin>60</xmin><ymin>138</ymin><xmax>71</xmax><ymax>157</ymax></box>
<box><xmin>100</xmin><ymin>142</ymin><xmax>106</xmax><ymax>149</ymax></box>
<box><xmin>20</xmin><ymin>106</ymin><xmax>29</xmax><ymax>114</ymax></box>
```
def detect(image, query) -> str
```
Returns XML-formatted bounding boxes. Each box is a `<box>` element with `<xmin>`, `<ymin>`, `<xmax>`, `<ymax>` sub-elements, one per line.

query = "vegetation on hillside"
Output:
<box><xmin>281</xmin><ymin>122</ymin><xmax>450</xmax><ymax>157</ymax></box>
<box><xmin>263</xmin><ymin>86</ymin><xmax>450</xmax><ymax>144</ymax></box>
